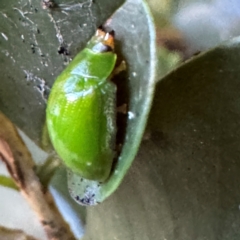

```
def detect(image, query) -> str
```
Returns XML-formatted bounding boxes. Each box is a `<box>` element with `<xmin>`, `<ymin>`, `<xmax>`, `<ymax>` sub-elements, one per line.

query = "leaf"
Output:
<box><xmin>0</xmin><ymin>175</ymin><xmax>18</xmax><ymax>190</ymax></box>
<box><xmin>68</xmin><ymin>0</ymin><xmax>157</xmax><ymax>205</ymax></box>
<box><xmin>81</xmin><ymin>37</ymin><xmax>240</xmax><ymax>239</ymax></box>
<box><xmin>0</xmin><ymin>0</ymin><xmax>124</xmax><ymax>144</ymax></box>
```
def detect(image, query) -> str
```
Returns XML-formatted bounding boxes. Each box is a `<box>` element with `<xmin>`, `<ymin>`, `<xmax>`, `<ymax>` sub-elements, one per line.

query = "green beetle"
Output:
<box><xmin>46</xmin><ymin>29</ymin><xmax>117</xmax><ymax>182</ymax></box>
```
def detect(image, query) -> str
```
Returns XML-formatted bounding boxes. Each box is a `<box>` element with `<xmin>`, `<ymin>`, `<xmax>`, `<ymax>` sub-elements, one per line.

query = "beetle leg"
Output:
<box><xmin>110</xmin><ymin>60</ymin><xmax>127</xmax><ymax>78</ymax></box>
<box><xmin>117</xmin><ymin>103</ymin><xmax>127</xmax><ymax>114</ymax></box>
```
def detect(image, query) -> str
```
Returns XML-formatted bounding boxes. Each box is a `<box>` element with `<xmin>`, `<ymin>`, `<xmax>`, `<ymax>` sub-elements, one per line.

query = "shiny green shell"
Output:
<box><xmin>46</xmin><ymin>31</ymin><xmax>117</xmax><ymax>182</ymax></box>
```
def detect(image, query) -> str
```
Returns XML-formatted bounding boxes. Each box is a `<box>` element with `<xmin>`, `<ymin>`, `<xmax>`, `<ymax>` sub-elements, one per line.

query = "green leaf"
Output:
<box><xmin>68</xmin><ymin>0</ymin><xmax>157</xmax><ymax>205</ymax></box>
<box><xmin>0</xmin><ymin>175</ymin><xmax>18</xmax><ymax>191</ymax></box>
<box><xmin>82</xmin><ymin>37</ymin><xmax>240</xmax><ymax>239</ymax></box>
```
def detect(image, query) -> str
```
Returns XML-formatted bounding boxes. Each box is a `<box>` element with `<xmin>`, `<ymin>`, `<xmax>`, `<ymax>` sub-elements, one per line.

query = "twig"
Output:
<box><xmin>0</xmin><ymin>112</ymin><xmax>76</xmax><ymax>240</ymax></box>
<box><xmin>0</xmin><ymin>225</ymin><xmax>37</xmax><ymax>240</ymax></box>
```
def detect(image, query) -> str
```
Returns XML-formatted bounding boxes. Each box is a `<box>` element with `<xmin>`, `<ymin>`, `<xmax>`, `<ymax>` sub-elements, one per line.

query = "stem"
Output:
<box><xmin>0</xmin><ymin>112</ymin><xmax>76</xmax><ymax>240</ymax></box>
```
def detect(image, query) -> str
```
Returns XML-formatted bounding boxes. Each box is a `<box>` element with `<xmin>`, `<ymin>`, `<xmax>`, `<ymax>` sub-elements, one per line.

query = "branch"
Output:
<box><xmin>0</xmin><ymin>112</ymin><xmax>76</xmax><ymax>240</ymax></box>
<box><xmin>0</xmin><ymin>225</ymin><xmax>37</xmax><ymax>240</ymax></box>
